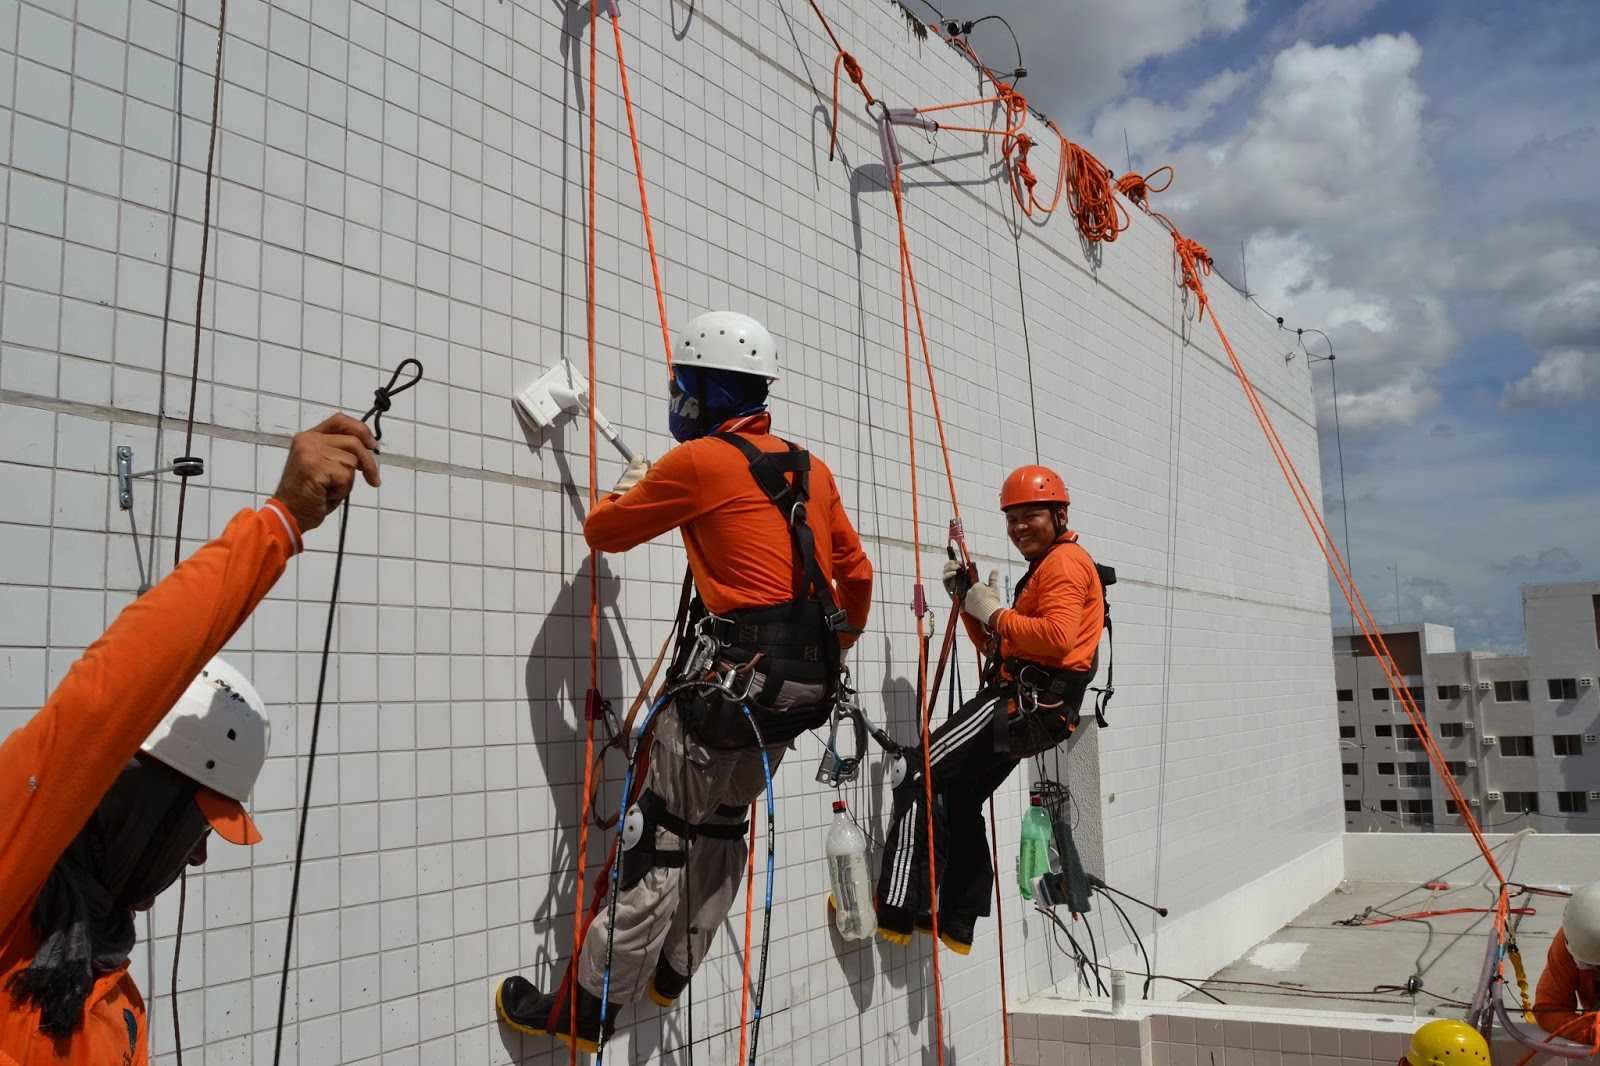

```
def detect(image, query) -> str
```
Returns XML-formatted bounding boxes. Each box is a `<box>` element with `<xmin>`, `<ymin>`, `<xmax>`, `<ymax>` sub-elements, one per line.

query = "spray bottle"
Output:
<box><xmin>1018</xmin><ymin>789</ymin><xmax>1054</xmax><ymax>900</ymax></box>
<box><xmin>825</xmin><ymin>800</ymin><xmax>876</xmax><ymax>940</ymax></box>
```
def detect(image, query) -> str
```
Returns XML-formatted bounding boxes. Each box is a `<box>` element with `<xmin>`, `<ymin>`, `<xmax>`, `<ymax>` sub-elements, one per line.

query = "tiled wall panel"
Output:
<box><xmin>0</xmin><ymin>0</ymin><xmax>1341</xmax><ymax>1061</ymax></box>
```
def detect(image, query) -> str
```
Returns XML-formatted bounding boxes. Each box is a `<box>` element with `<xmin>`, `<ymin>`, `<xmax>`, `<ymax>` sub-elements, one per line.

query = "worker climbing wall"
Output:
<box><xmin>0</xmin><ymin>0</ymin><xmax>1342</xmax><ymax>1060</ymax></box>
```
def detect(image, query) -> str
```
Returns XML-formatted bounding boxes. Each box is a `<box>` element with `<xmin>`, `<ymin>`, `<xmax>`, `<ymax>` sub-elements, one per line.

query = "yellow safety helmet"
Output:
<box><xmin>1404</xmin><ymin>1019</ymin><xmax>1490</xmax><ymax>1066</ymax></box>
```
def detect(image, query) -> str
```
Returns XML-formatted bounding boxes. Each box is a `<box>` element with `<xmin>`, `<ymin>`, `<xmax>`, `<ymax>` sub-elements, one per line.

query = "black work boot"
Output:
<box><xmin>647</xmin><ymin>955</ymin><xmax>689</xmax><ymax>1008</ymax></box>
<box><xmin>495</xmin><ymin>976</ymin><xmax>619</xmax><ymax>1053</ymax></box>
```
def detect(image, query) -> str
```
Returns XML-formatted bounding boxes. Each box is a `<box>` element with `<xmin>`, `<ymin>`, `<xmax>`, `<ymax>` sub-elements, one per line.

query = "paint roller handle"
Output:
<box><xmin>593</xmin><ymin>414</ymin><xmax>636</xmax><ymax>462</ymax></box>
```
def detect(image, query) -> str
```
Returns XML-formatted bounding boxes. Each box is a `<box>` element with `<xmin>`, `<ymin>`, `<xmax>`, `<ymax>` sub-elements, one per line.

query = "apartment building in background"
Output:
<box><xmin>1336</xmin><ymin>580</ymin><xmax>1600</xmax><ymax>833</ymax></box>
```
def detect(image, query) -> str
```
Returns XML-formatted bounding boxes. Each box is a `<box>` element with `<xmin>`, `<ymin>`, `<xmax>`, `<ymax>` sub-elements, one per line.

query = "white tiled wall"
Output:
<box><xmin>0</xmin><ymin>0</ymin><xmax>1342</xmax><ymax>1061</ymax></box>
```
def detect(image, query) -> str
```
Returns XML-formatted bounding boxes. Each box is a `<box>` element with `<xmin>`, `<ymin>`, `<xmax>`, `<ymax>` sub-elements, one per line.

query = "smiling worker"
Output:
<box><xmin>875</xmin><ymin>463</ymin><xmax>1106</xmax><ymax>951</ymax></box>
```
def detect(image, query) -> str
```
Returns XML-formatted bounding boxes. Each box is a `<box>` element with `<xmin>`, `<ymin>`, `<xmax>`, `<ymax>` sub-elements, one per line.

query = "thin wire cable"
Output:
<box><xmin>170</xmin><ymin>0</ymin><xmax>229</xmax><ymax>570</ymax></box>
<box><xmin>148</xmin><ymin>0</ymin><xmax>192</xmax><ymax>581</ymax></box>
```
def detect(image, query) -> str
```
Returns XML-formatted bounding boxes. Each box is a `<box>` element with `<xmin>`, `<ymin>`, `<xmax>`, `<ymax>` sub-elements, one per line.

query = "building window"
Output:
<box><xmin>1438</xmin><ymin>684</ymin><xmax>1462</xmax><ymax>700</ymax></box>
<box><xmin>1558</xmin><ymin>792</ymin><xmax>1589</xmax><ymax>814</ymax></box>
<box><xmin>1373</xmin><ymin>687</ymin><xmax>1391</xmax><ymax>701</ymax></box>
<box><xmin>1380</xmin><ymin>800</ymin><xmax>1398</xmax><ymax>812</ymax></box>
<box><xmin>1402</xmin><ymin>800</ymin><xmax>1433</xmax><ymax>814</ymax></box>
<box><xmin>1345</xmin><ymin>800</ymin><xmax>1361</xmax><ymax>812</ymax></box>
<box><xmin>1342</xmin><ymin>762</ymin><xmax>1359</xmax><ymax>776</ymax></box>
<box><xmin>1403</xmin><ymin>761</ymin><xmax>1429</xmax><ymax>775</ymax></box>
<box><xmin>1439</xmin><ymin>722</ymin><xmax>1465</xmax><ymax>739</ymax></box>
<box><xmin>1375</xmin><ymin>725</ymin><xmax>1393</xmax><ymax>737</ymax></box>
<box><xmin>1554</xmin><ymin>735</ymin><xmax>1584</xmax><ymax>756</ymax></box>
<box><xmin>1548</xmin><ymin>678</ymin><xmax>1579</xmax><ymax>700</ymax></box>
<box><xmin>1445</xmin><ymin>761</ymin><xmax>1468</xmax><ymax>775</ymax></box>
<box><xmin>1501</xmin><ymin>736</ymin><xmax>1534</xmax><ymax>757</ymax></box>
<box><xmin>1339</xmin><ymin>726</ymin><xmax>1356</xmax><ymax>739</ymax></box>
<box><xmin>1446</xmin><ymin>800</ymin><xmax>1462</xmax><ymax>815</ymax></box>
<box><xmin>1377</xmin><ymin>762</ymin><xmax>1396</xmax><ymax>775</ymax></box>
<box><xmin>1503</xmin><ymin>791</ymin><xmax>1540</xmax><ymax>814</ymax></box>
<box><xmin>1406</xmin><ymin>686</ymin><xmax>1425</xmax><ymax>704</ymax></box>
<box><xmin>1495</xmin><ymin>680</ymin><xmax>1530</xmax><ymax>702</ymax></box>
<box><xmin>1337</xmin><ymin>689</ymin><xmax>1353</xmax><ymax>702</ymax></box>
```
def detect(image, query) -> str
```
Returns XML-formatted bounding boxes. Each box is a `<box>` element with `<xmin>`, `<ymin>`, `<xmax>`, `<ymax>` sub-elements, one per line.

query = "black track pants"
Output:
<box><xmin>875</xmin><ymin>684</ymin><xmax>1069</xmax><ymax>939</ymax></box>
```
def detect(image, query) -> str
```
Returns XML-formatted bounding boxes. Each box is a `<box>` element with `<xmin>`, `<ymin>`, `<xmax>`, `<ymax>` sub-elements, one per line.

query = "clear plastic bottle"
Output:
<box><xmin>1018</xmin><ymin>791</ymin><xmax>1054</xmax><ymax>900</ymax></box>
<box><xmin>825</xmin><ymin>800</ymin><xmax>876</xmax><ymax>940</ymax></box>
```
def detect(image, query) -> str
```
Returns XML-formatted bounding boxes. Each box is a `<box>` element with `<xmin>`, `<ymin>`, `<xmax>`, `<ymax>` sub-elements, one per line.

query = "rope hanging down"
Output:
<box><xmin>271</xmin><ymin>358</ymin><xmax>423</xmax><ymax>1066</ymax></box>
<box><xmin>567</xmin><ymin>0</ymin><xmax>677</xmax><ymax>1059</ymax></box>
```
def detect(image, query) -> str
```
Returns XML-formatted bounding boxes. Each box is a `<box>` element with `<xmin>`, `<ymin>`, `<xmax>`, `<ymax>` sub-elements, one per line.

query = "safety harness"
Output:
<box><xmin>661</xmin><ymin>431</ymin><xmax>852</xmax><ymax>748</ymax></box>
<box><xmin>980</xmin><ymin>538</ymin><xmax>1117</xmax><ymax>755</ymax></box>
<box><xmin>618</xmin><ymin>429</ymin><xmax>855</xmax><ymax>901</ymax></box>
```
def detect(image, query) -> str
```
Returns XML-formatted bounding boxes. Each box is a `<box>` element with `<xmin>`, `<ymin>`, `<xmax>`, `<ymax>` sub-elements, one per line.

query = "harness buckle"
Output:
<box><xmin>684</xmin><ymin>621</ymin><xmax>722</xmax><ymax>679</ymax></box>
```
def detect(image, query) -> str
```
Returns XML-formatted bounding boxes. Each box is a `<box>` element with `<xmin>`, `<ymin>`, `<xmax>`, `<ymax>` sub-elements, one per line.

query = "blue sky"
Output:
<box><xmin>955</xmin><ymin>0</ymin><xmax>1600</xmax><ymax>651</ymax></box>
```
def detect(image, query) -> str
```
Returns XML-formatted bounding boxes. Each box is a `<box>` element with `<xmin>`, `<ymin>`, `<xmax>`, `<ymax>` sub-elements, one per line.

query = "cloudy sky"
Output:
<box><xmin>947</xmin><ymin>0</ymin><xmax>1600</xmax><ymax>651</ymax></box>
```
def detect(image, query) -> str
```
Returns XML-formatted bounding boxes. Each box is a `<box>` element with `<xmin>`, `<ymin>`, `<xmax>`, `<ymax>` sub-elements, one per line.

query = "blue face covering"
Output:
<box><xmin>667</xmin><ymin>366</ymin><xmax>769</xmax><ymax>441</ymax></box>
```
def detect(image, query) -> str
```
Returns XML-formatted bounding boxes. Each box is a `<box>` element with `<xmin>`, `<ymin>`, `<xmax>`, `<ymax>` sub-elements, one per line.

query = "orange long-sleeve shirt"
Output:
<box><xmin>1535</xmin><ymin>928</ymin><xmax>1599</xmax><ymax>1044</ymax></box>
<box><xmin>963</xmin><ymin>530</ymin><xmax>1104</xmax><ymax>672</ymax></box>
<box><xmin>0</xmin><ymin>501</ymin><xmax>300</xmax><ymax>1065</ymax></box>
<box><xmin>584</xmin><ymin>415</ymin><xmax>873</xmax><ymax>647</ymax></box>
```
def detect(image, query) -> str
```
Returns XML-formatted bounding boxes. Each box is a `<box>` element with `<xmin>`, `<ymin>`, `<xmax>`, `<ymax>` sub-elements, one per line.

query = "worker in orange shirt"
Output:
<box><xmin>497</xmin><ymin>311</ymin><xmax>873</xmax><ymax>1051</ymax></box>
<box><xmin>1535</xmin><ymin>883</ymin><xmax>1600</xmax><ymax>1043</ymax></box>
<box><xmin>876</xmin><ymin>465</ymin><xmax>1105</xmax><ymax>951</ymax></box>
<box><xmin>0</xmin><ymin>414</ymin><xmax>379</xmax><ymax>1064</ymax></box>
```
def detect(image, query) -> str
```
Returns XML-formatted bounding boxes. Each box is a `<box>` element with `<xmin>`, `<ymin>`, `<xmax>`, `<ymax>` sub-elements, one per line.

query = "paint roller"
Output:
<box><xmin>514</xmin><ymin>357</ymin><xmax>636</xmax><ymax>462</ymax></box>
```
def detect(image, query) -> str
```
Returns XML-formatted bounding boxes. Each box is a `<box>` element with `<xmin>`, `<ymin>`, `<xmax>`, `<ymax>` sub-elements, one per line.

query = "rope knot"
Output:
<box><xmin>363</xmin><ymin>357</ymin><xmax>424</xmax><ymax>440</ymax></box>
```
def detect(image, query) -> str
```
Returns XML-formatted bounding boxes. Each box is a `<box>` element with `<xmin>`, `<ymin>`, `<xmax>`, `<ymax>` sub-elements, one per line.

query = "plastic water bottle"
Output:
<box><xmin>826</xmin><ymin>800</ymin><xmax>876</xmax><ymax>940</ymax></box>
<box><xmin>1018</xmin><ymin>791</ymin><xmax>1054</xmax><ymax>900</ymax></box>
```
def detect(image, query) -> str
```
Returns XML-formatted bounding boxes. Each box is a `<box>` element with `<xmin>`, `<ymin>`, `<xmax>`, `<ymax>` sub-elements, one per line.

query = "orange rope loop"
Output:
<box><xmin>1115</xmin><ymin>165</ymin><xmax>1173</xmax><ymax>207</ymax></box>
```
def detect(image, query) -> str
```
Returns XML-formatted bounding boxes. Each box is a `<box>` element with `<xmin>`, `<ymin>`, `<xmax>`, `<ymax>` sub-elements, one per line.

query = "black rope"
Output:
<box><xmin>270</xmin><ymin>359</ymin><xmax>422</xmax><ymax>1066</ymax></box>
<box><xmin>171</xmin><ymin>869</ymin><xmax>186</xmax><ymax>1064</ymax></box>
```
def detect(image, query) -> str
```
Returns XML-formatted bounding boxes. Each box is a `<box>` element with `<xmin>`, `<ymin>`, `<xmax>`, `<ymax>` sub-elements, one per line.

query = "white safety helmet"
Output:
<box><xmin>139</xmin><ymin>656</ymin><xmax>269</xmax><ymax>846</ymax></box>
<box><xmin>674</xmin><ymin>311</ymin><xmax>780</xmax><ymax>382</ymax></box>
<box><xmin>1564</xmin><ymin>883</ymin><xmax>1600</xmax><ymax>967</ymax></box>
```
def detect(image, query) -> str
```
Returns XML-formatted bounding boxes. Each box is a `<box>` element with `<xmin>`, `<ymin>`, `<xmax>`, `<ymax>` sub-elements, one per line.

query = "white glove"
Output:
<box><xmin>941</xmin><ymin>559</ymin><xmax>964</xmax><ymax>600</ymax></box>
<box><xmin>612</xmin><ymin>457</ymin><xmax>650</xmax><ymax>495</ymax></box>
<box><xmin>961</xmin><ymin>570</ymin><xmax>1004</xmax><ymax>628</ymax></box>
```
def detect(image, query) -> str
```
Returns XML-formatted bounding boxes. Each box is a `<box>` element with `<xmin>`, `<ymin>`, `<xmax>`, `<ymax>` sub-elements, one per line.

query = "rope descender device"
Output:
<box><xmin>815</xmin><ymin>671</ymin><xmax>871</xmax><ymax>787</ymax></box>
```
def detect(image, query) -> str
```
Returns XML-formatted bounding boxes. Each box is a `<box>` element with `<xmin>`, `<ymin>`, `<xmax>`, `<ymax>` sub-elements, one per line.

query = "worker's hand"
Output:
<box><xmin>941</xmin><ymin>559</ymin><xmax>962</xmax><ymax>600</ymax></box>
<box><xmin>961</xmin><ymin>570</ymin><xmax>1004</xmax><ymax>628</ymax></box>
<box><xmin>612</xmin><ymin>457</ymin><xmax>650</xmax><ymax>495</ymax></box>
<box><xmin>273</xmin><ymin>413</ymin><xmax>381</xmax><ymax>533</ymax></box>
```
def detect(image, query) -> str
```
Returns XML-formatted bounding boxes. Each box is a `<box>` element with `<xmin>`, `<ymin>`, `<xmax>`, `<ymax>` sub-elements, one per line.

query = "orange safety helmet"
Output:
<box><xmin>1000</xmin><ymin>464</ymin><xmax>1070</xmax><ymax>510</ymax></box>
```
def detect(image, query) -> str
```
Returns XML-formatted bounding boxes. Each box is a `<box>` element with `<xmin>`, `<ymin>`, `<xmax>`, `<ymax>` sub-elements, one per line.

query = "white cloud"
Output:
<box><xmin>1243</xmin><ymin>230</ymin><xmax>1457</xmax><ymax>428</ymax></box>
<box><xmin>1090</xmin><ymin>68</ymin><xmax>1250</xmax><ymax>154</ymax></box>
<box><xmin>1161</xmin><ymin>34</ymin><xmax>1430</xmax><ymax>233</ymax></box>
<box><xmin>1503</xmin><ymin>349</ymin><xmax>1599</xmax><ymax>407</ymax></box>
<box><xmin>979</xmin><ymin>0</ymin><xmax>1250</xmax><ymax>127</ymax></box>
<box><xmin>1275</xmin><ymin>0</ymin><xmax>1380</xmax><ymax>43</ymax></box>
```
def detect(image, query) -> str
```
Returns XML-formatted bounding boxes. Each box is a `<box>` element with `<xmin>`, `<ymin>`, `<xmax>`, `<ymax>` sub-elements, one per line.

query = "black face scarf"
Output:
<box><xmin>7</xmin><ymin>755</ymin><xmax>207</xmax><ymax>1036</ymax></box>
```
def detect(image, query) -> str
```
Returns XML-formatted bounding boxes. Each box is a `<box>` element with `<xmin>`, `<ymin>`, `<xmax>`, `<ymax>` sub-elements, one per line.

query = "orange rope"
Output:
<box><xmin>1115</xmin><ymin>166</ymin><xmax>1173</xmax><ymax>209</ymax></box>
<box><xmin>1160</xmin><ymin>214</ymin><xmax>1510</xmax><ymax>905</ymax></box>
<box><xmin>808</xmin><ymin>0</ymin><xmax>875</xmax><ymax>161</ymax></box>
<box><xmin>1354</xmin><ymin>906</ymin><xmax>1534</xmax><ymax>927</ymax></box>
<box><xmin>1512</xmin><ymin>1008</ymin><xmax>1600</xmax><ymax>1065</ymax></box>
<box><xmin>609</xmin><ymin>10</ymin><xmax>673</xmax><ymax>369</ymax></box>
<box><xmin>988</xmin><ymin>798</ymin><xmax>1013</xmax><ymax>1066</ymax></box>
<box><xmin>889</xmin><ymin>154</ymin><xmax>948</xmax><ymax>1066</ymax></box>
<box><xmin>567</xmin><ymin>11</ymin><xmax>675</xmax><ymax>1059</ymax></box>
<box><xmin>737</xmin><ymin>805</ymin><xmax>757</xmax><ymax>1062</ymax></box>
<box><xmin>567</xmin><ymin>0</ymin><xmax>603</xmax><ymax>1056</ymax></box>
